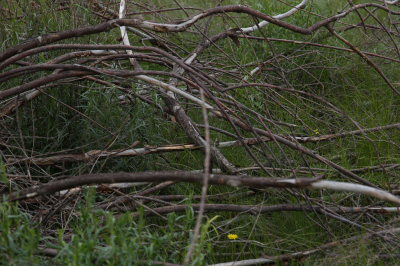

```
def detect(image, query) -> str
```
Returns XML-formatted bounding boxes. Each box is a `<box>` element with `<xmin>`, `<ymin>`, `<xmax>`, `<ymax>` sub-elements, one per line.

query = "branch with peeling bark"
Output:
<box><xmin>4</xmin><ymin>171</ymin><xmax>400</xmax><ymax>205</ymax></box>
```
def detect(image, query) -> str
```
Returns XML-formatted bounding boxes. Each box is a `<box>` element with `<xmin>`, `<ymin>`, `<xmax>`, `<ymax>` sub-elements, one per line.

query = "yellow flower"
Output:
<box><xmin>312</xmin><ymin>129</ymin><xmax>320</xmax><ymax>135</ymax></box>
<box><xmin>228</xmin><ymin>234</ymin><xmax>238</xmax><ymax>240</ymax></box>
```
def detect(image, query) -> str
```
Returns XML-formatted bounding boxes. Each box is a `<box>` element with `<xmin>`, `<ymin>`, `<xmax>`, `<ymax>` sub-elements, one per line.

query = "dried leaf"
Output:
<box><xmin>229</xmin><ymin>35</ymin><xmax>240</xmax><ymax>47</ymax></box>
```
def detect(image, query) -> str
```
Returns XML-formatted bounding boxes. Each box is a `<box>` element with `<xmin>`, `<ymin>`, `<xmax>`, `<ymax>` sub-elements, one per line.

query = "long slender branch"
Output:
<box><xmin>5</xmin><ymin>171</ymin><xmax>400</xmax><ymax>204</ymax></box>
<box><xmin>5</xmin><ymin>137</ymin><xmax>270</xmax><ymax>166</ymax></box>
<box><xmin>2</xmin><ymin>3</ymin><xmax>399</xmax><ymax>63</ymax></box>
<box><xmin>127</xmin><ymin>203</ymin><xmax>400</xmax><ymax>219</ymax></box>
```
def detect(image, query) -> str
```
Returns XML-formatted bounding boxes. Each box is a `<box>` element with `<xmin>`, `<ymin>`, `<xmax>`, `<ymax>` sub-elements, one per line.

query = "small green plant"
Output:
<box><xmin>0</xmin><ymin>188</ymin><xmax>210</xmax><ymax>265</ymax></box>
<box><xmin>0</xmin><ymin>202</ymin><xmax>41</xmax><ymax>265</ymax></box>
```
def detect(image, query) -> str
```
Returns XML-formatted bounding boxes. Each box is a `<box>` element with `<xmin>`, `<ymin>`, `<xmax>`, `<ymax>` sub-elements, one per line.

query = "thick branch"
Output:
<box><xmin>5</xmin><ymin>171</ymin><xmax>400</xmax><ymax>204</ymax></box>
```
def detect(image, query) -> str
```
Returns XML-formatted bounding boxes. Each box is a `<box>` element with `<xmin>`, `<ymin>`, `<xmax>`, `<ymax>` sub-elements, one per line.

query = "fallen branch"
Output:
<box><xmin>5</xmin><ymin>171</ymin><xmax>400</xmax><ymax>205</ymax></box>
<box><xmin>126</xmin><ymin>203</ymin><xmax>400</xmax><ymax>219</ymax></box>
<box><xmin>5</xmin><ymin>137</ymin><xmax>270</xmax><ymax>166</ymax></box>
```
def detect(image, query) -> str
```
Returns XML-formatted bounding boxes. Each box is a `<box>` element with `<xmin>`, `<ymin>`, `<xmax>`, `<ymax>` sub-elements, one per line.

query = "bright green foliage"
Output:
<box><xmin>0</xmin><ymin>189</ymin><xmax>209</xmax><ymax>265</ymax></box>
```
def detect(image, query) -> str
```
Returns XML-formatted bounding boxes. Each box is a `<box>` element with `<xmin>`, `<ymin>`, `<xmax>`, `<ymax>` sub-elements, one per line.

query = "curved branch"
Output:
<box><xmin>2</xmin><ymin>3</ymin><xmax>398</xmax><ymax>63</ymax></box>
<box><xmin>5</xmin><ymin>171</ymin><xmax>400</xmax><ymax>204</ymax></box>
